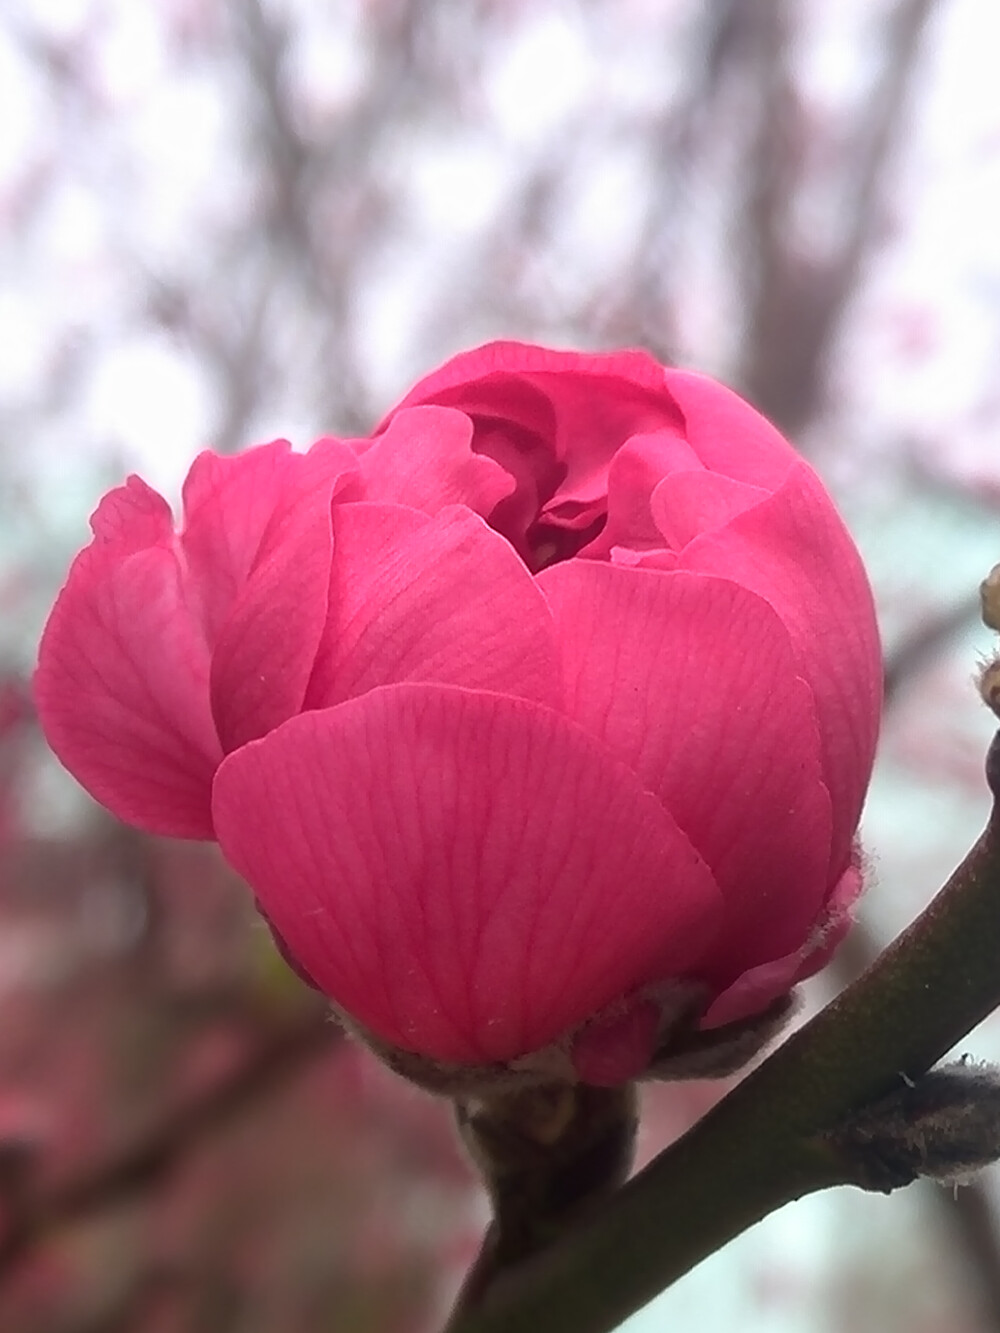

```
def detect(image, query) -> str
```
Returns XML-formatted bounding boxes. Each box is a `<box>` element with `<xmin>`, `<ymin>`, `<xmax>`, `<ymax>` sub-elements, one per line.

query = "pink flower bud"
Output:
<box><xmin>35</xmin><ymin>342</ymin><xmax>882</xmax><ymax>1085</ymax></box>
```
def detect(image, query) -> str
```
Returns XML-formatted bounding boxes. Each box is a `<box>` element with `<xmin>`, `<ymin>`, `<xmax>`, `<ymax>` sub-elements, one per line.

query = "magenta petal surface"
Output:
<box><xmin>207</xmin><ymin>448</ymin><xmax>358</xmax><ymax>752</ymax></box>
<box><xmin>35</xmin><ymin>477</ymin><xmax>222</xmax><ymax>838</ymax></box>
<box><xmin>539</xmin><ymin>562</ymin><xmax>833</xmax><ymax>981</ymax></box>
<box><xmin>208</xmin><ymin>504</ymin><xmax>333</xmax><ymax>754</ymax></box>
<box><xmin>179</xmin><ymin>442</ymin><xmax>298</xmax><ymax>644</ymax></box>
<box><xmin>679</xmin><ymin>459</ymin><xmax>882</xmax><ymax>878</ymax></box>
<box><xmin>305</xmin><ymin>504</ymin><xmax>562</xmax><ymax>710</ymax></box>
<box><xmin>580</xmin><ymin>433</ymin><xmax>698</xmax><ymax>559</ymax></box>
<box><xmin>571</xmin><ymin>1000</ymin><xmax>662</xmax><ymax>1086</ymax></box>
<box><xmin>354</xmin><ymin>405</ymin><xmax>515</xmax><ymax>517</ymax></box>
<box><xmin>699</xmin><ymin>952</ymin><xmax>805</xmax><ymax>1029</ymax></box>
<box><xmin>699</xmin><ymin>865</ymin><xmax>860</xmax><ymax>1028</ymax></box>
<box><xmin>212</xmin><ymin>685</ymin><xmax>723</xmax><ymax>1064</ymax></box>
<box><xmin>651</xmin><ymin>470</ymin><xmax>769</xmax><ymax>549</ymax></box>
<box><xmin>663</xmin><ymin>370</ymin><xmax>799</xmax><ymax>488</ymax></box>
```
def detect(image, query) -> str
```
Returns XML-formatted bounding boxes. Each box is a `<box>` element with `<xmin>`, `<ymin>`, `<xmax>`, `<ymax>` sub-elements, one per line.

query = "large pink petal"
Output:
<box><xmin>663</xmin><ymin>371</ymin><xmax>799</xmax><ymax>488</ymax></box>
<box><xmin>538</xmin><ymin>562</ymin><xmax>833</xmax><ymax>982</ymax></box>
<box><xmin>208</xmin><ymin>445</ymin><xmax>358</xmax><ymax>753</ymax></box>
<box><xmin>212</xmin><ymin>685</ymin><xmax>722</xmax><ymax>1064</ymax></box>
<box><xmin>355</xmin><ymin>405</ymin><xmax>515</xmax><ymax>518</ymax></box>
<box><xmin>35</xmin><ymin>478</ymin><xmax>221</xmax><ymax>838</ymax></box>
<box><xmin>678</xmin><ymin>460</ymin><xmax>882</xmax><ymax>877</ymax></box>
<box><xmin>304</xmin><ymin>504</ymin><xmax>562</xmax><ymax>711</ymax></box>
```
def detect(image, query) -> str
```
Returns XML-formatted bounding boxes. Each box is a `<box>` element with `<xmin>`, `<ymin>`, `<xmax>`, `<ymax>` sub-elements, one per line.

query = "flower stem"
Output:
<box><xmin>445</xmin><ymin>1083</ymin><xmax>637</xmax><ymax>1326</ymax></box>
<box><xmin>446</xmin><ymin>732</ymin><xmax>1000</xmax><ymax>1333</ymax></box>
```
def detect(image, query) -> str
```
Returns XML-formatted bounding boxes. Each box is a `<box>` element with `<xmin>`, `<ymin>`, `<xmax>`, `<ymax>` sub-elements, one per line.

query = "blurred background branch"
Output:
<box><xmin>0</xmin><ymin>1005</ymin><xmax>338</xmax><ymax>1282</ymax></box>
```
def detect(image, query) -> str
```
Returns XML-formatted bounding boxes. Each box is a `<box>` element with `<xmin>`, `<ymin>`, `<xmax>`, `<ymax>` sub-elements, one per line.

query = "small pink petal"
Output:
<box><xmin>579</xmin><ymin>433</ymin><xmax>702</xmax><ymax>560</ymax></box>
<box><xmin>212</xmin><ymin>685</ymin><xmax>723</xmax><ymax>1064</ymax></box>
<box><xmin>609</xmin><ymin>546</ymin><xmax>679</xmax><ymax>571</ymax></box>
<box><xmin>355</xmin><ymin>405</ymin><xmax>515</xmax><ymax>518</ymax></box>
<box><xmin>35</xmin><ymin>479</ymin><xmax>222</xmax><ymax>837</ymax></box>
<box><xmin>539</xmin><ymin>562</ymin><xmax>833</xmax><ymax>981</ymax></box>
<box><xmin>699</xmin><ymin>952</ymin><xmax>804</xmax><ymax>1029</ymax></box>
<box><xmin>90</xmin><ymin>474</ymin><xmax>175</xmax><ymax>547</ymax></box>
<box><xmin>701</xmin><ymin>860</ymin><xmax>865</xmax><ymax>1029</ymax></box>
<box><xmin>571</xmin><ymin>999</ymin><xmax>662</xmax><ymax>1086</ymax></box>
<box><xmin>663</xmin><ymin>371</ymin><xmax>798</xmax><ymax>488</ymax></box>
<box><xmin>305</xmin><ymin>504</ymin><xmax>562</xmax><ymax>711</ymax></box>
<box><xmin>679</xmin><ymin>460</ymin><xmax>882</xmax><ymax>878</ymax></box>
<box><xmin>651</xmin><ymin>470</ymin><xmax>769</xmax><ymax>549</ymax></box>
<box><xmin>377</xmin><ymin>367</ymin><xmax>561</xmax><ymax>560</ymax></box>
<box><xmin>535</xmin><ymin>373</ymin><xmax>681</xmax><ymax>510</ymax></box>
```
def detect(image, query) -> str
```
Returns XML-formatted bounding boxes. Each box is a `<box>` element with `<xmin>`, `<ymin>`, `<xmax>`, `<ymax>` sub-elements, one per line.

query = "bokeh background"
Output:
<box><xmin>2</xmin><ymin>1</ymin><xmax>1000</xmax><ymax>1330</ymax></box>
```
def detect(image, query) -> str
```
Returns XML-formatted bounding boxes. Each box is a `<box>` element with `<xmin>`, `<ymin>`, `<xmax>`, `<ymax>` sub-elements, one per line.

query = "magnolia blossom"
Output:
<box><xmin>35</xmin><ymin>342</ymin><xmax>882</xmax><ymax>1086</ymax></box>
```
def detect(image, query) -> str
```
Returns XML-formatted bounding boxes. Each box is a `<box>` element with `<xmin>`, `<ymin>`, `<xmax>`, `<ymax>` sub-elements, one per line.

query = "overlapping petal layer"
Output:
<box><xmin>539</xmin><ymin>563</ymin><xmax>833</xmax><ymax>986</ymax></box>
<box><xmin>677</xmin><ymin>460</ymin><xmax>882</xmax><ymax>876</ymax></box>
<box><xmin>305</xmin><ymin>504</ymin><xmax>562</xmax><ymax>710</ymax></box>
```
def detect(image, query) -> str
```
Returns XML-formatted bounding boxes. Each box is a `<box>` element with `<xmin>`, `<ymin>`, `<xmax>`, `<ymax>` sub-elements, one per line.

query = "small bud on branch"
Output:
<box><xmin>823</xmin><ymin>1061</ymin><xmax>1000</xmax><ymax>1192</ymax></box>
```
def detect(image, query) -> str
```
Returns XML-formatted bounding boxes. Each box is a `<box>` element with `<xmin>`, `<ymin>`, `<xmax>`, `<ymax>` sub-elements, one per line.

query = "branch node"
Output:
<box><xmin>821</xmin><ymin>1060</ymin><xmax>1000</xmax><ymax>1193</ymax></box>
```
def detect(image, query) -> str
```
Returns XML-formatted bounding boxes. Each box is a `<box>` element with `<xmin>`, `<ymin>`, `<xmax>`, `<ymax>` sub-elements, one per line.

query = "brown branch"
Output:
<box><xmin>0</xmin><ymin>1009</ymin><xmax>340</xmax><ymax>1285</ymax></box>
